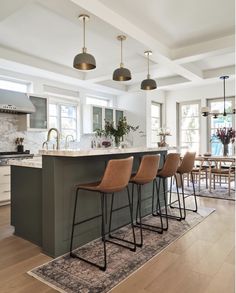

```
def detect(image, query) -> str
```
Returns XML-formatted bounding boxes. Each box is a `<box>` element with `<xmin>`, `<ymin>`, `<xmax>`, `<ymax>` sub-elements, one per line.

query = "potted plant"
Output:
<box><xmin>104</xmin><ymin>116</ymin><xmax>139</xmax><ymax>147</ymax></box>
<box><xmin>15</xmin><ymin>137</ymin><xmax>24</xmax><ymax>153</ymax></box>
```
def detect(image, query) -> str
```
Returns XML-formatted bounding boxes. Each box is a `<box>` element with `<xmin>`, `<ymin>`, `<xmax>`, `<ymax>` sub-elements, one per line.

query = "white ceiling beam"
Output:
<box><xmin>203</xmin><ymin>65</ymin><xmax>235</xmax><ymax>79</ymax></box>
<box><xmin>0</xmin><ymin>0</ymin><xmax>35</xmax><ymax>21</ymax></box>
<box><xmin>127</xmin><ymin>76</ymin><xmax>190</xmax><ymax>92</ymax></box>
<box><xmin>85</xmin><ymin>64</ymin><xmax>160</xmax><ymax>83</ymax></box>
<box><xmin>0</xmin><ymin>46</ymin><xmax>126</xmax><ymax>95</ymax></box>
<box><xmin>69</xmin><ymin>0</ymin><xmax>203</xmax><ymax>82</ymax></box>
<box><xmin>172</xmin><ymin>35</ymin><xmax>235</xmax><ymax>64</ymax></box>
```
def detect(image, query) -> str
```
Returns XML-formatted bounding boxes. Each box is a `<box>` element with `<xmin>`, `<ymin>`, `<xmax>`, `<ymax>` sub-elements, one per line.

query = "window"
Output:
<box><xmin>0</xmin><ymin>78</ymin><xmax>29</xmax><ymax>93</ymax></box>
<box><xmin>151</xmin><ymin>102</ymin><xmax>162</xmax><ymax>146</ymax></box>
<box><xmin>208</xmin><ymin>97</ymin><xmax>235</xmax><ymax>155</ymax></box>
<box><xmin>49</xmin><ymin>101</ymin><xmax>78</xmax><ymax>140</ymax></box>
<box><xmin>179</xmin><ymin>101</ymin><xmax>200</xmax><ymax>153</ymax></box>
<box><xmin>86</xmin><ymin>96</ymin><xmax>109</xmax><ymax>107</ymax></box>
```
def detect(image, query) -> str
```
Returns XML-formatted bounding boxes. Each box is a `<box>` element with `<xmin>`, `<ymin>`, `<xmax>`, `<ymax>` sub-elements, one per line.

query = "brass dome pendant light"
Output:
<box><xmin>141</xmin><ymin>50</ymin><xmax>157</xmax><ymax>90</ymax></box>
<box><xmin>113</xmin><ymin>35</ymin><xmax>132</xmax><ymax>81</ymax></box>
<box><xmin>73</xmin><ymin>14</ymin><xmax>96</xmax><ymax>70</ymax></box>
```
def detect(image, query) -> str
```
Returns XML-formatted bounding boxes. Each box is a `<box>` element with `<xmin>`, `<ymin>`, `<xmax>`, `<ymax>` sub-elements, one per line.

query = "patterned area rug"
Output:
<box><xmin>28</xmin><ymin>205</ymin><xmax>214</xmax><ymax>293</ymax></box>
<box><xmin>183</xmin><ymin>183</ymin><xmax>235</xmax><ymax>201</ymax></box>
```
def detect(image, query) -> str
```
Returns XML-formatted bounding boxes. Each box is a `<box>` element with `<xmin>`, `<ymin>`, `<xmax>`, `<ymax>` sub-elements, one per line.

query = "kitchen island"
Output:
<box><xmin>11</xmin><ymin>147</ymin><xmax>168</xmax><ymax>257</ymax></box>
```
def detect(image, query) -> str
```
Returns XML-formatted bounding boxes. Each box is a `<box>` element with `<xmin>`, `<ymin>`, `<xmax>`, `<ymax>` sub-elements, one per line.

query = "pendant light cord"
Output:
<box><xmin>83</xmin><ymin>16</ymin><xmax>86</xmax><ymax>52</ymax></box>
<box><xmin>147</xmin><ymin>52</ymin><xmax>150</xmax><ymax>78</ymax></box>
<box><xmin>120</xmin><ymin>38</ymin><xmax>123</xmax><ymax>67</ymax></box>
<box><xmin>223</xmin><ymin>77</ymin><xmax>226</xmax><ymax>116</ymax></box>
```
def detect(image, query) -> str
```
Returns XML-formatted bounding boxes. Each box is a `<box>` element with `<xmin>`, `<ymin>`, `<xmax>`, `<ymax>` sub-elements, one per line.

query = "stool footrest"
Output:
<box><xmin>154</xmin><ymin>211</ymin><xmax>182</xmax><ymax>221</ymax></box>
<box><xmin>134</xmin><ymin>222</ymin><xmax>163</xmax><ymax>234</ymax></box>
<box><xmin>106</xmin><ymin>237</ymin><xmax>136</xmax><ymax>251</ymax></box>
<box><xmin>70</xmin><ymin>252</ymin><xmax>106</xmax><ymax>271</ymax></box>
<box><xmin>74</xmin><ymin>213</ymin><xmax>102</xmax><ymax>226</ymax></box>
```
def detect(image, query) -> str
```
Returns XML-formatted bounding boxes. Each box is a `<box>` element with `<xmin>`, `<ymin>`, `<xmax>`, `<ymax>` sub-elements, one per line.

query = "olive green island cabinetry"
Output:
<box><xmin>11</xmin><ymin>148</ymin><xmax>167</xmax><ymax>257</ymax></box>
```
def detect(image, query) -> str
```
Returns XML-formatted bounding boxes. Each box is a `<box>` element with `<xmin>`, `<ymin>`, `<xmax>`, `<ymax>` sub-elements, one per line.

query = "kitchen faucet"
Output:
<box><xmin>42</xmin><ymin>128</ymin><xmax>60</xmax><ymax>150</ymax></box>
<box><xmin>65</xmin><ymin>134</ymin><xmax>75</xmax><ymax>149</ymax></box>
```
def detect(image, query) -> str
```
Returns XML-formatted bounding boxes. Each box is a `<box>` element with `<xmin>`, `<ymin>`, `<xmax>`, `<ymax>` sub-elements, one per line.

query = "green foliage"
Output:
<box><xmin>104</xmin><ymin>116</ymin><xmax>139</xmax><ymax>143</ymax></box>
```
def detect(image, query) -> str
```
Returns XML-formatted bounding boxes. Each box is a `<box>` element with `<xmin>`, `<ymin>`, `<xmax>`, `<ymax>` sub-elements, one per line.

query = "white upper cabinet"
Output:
<box><xmin>83</xmin><ymin>105</ymin><xmax>124</xmax><ymax>134</ymax></box>
<box><xmin>18</xmin><ymin>95</ymin><xmax>49</xmax><ymax>131</ymax></box>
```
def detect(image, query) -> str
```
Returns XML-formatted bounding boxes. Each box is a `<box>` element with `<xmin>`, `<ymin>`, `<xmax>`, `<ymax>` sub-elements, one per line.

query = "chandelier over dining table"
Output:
<box><xmin>201</xmin><ymin>76</ymin><xmax>235</xmax><ymax>118</ymax></box>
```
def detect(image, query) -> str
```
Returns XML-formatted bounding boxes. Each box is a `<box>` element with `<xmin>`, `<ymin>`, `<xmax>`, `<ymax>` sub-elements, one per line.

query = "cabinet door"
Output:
<box><xmin>105</xmin><ymin>108</ymin><xmax>114</xmax><ymax>124</ymax></box>
<box><xmin>93</xmin><ymin>106</ymin><xmax>102</xmax><ymax>131</ymax></box>
<box><xmin>116</xmin><ymin>110</ymin><xmax>124</xmax><ymax>126</ymax></box>
<box><xmin>29</xmin><ymin>96</ymin><xmax>47</xmax><ymax>129</ymax></box>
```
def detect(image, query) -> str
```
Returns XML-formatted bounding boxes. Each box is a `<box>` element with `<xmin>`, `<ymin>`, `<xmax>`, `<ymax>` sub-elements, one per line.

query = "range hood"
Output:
<box><xmin>0</xmin><ymin>88</ymin><xmax>35</xmax><ymax>114</ymax></box>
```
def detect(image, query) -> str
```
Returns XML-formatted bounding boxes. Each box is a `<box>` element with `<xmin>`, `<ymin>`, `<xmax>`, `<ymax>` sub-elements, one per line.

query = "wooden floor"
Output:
<box><xmin>0</xmin><ymin>197</ymin><xmax>235</xmax><ymax>293</ymax></box>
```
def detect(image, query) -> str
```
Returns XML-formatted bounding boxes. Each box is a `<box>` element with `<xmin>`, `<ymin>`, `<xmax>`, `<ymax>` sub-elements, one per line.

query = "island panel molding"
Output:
<box><xmin>11</xmin><ymin>149</ymin><xmax>167</xmax><ymax>257</ymax></box>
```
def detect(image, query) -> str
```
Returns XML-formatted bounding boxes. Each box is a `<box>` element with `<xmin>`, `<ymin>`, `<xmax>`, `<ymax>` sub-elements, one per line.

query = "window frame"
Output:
<box><xmin>178</xmin><ymin>100</ymin><xmax>201</xmax><ymax>153</ymax></box>
<box><xmin>207</xmin><ymin>96</ymin><xmax>235</xmax><ymax>154</ymax></box>
<box><xmin>86</xmin><ymin>95</ymin><xmax>111</xmax><ymax>107</ymax></box>
<box><xmin>151</xmin><ymin>101</ymin><xmax>162</xmax><ymax>146</ymax></box>
<box><xmin>0</xmin><ymin>77</ymin><xmax>31</xmax><ymax>93</ymax></box>
<box><xmin>48</xmin><ymin>96</ymin><xmax>80</xmax><ymax>141</ymax></box>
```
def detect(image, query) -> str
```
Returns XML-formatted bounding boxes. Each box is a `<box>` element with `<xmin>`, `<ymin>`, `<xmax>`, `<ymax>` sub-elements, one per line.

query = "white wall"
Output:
<box><xmin>165</xmin><ymin>79</ymin><xmax>235</xmax><ymax>154</ymax></box>
<box><xmin>117</xmin><ymin>90</ymin><xmax>165</xmax><ymax>147</ymax></box>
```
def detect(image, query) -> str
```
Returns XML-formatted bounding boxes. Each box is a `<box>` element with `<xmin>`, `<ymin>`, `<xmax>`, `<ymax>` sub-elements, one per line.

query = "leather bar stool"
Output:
<box><xmin>170</xmin><ymin>152</ymin><xmax>197</xmax><ymax>219</ymax></box>
<box><xmin>129</xmin><ymin>154</ymin><xmax>162</xmax><ymax>247</ymax></box>
<box><xmin>153</xmin><ymin>153</ymin><xmax>181</xmax><ymax>231</ymax></box>
<box><xmin>70</xmin><ymin>156</ymin><xmax>136</xmax><ymax>271</ymax></box>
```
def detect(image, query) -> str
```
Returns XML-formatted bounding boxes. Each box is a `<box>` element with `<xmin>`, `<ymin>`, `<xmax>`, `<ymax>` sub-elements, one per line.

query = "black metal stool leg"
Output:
<box><xmin>169</xmin><ymin>172</ymin><xmax>198</xmax><ymax>214</ymax></box>
<box><xmin>191</xmin><ymin>172</ymin><xmax>198</xmax><ymax>212</ymax></box>
<box><xmin>169</xmin><ymin>176</ymin><xmax>173</xmax><ymax>207</ymax></box>
<box><xmin>134</xmin><ymin>184</ymin><xmax>143</xmax><ymax>247</ymax></box>
<box><xmin>70</xmin><ymin>187</ymin><xmax>79</xmax><ymax>254</ymax></box>
<box><xmin>108</xmin><ymin>193</ymin><xmax>114</xmax><ymax>237</ymax></box>
<box><xmin>136</xmin><ymin>178</ymin><xmax>163</xmax><ymax>234</ymax></box>
<box><xmin>108</xmin><ymin>189</ymin><xmax>137</xmax><ymax>251</ymax></box>
<box><xmin>70</xmin><ymin>190</ymin><xmax>107</xmax><ymax>271</ymax></box>
<box><xmin>101</xmin><ymin>193</ymin><xmax>107</xmax><ymax>270</ymax></box>
<box><xmin>178</xmin><ymin>174</ymin><xmax>185</xmax><ymax>219</ymax></box>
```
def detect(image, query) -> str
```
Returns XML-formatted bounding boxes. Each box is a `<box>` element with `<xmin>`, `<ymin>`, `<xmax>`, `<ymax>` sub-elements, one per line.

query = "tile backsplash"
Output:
<box><xmin>0</xmin><ymin>113</ymin><xmax>47</xmax><ymax>154</ymax></box>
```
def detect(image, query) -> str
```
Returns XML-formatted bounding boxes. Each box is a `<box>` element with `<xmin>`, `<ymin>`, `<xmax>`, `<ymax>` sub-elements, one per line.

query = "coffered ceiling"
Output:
<box><xmin>0</xmin><ymin>0</ymin><xmax>234</xmax><ymax>94</ymax></box>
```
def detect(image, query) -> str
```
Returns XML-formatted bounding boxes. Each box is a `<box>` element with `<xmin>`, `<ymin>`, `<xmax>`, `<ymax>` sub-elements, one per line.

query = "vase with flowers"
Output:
<box><xmin>157</xmin><ymin>127</ymin><xmax>171</xmax><ymax>147</ymax></box>
<box><xmin>104</xmin><ymin>116</ymin><xmax>139</xmax><ymax>147</ymax></box>
<box><xmin>214</xmin><ymin>127</ymin><xmax>235</xmax><ymax>156</ymax></box>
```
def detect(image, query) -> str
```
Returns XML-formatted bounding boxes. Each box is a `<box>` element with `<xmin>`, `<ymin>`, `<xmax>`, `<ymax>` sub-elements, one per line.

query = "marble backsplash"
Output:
<box><xmin>0</xmin><ymin>113</ymin><xmax>92</xmax><ymax>154</ymax></box>
<box><xmin>0</xmin><ymin>113</ymin><xmax>47</xmax><ymax>154</ymax></box>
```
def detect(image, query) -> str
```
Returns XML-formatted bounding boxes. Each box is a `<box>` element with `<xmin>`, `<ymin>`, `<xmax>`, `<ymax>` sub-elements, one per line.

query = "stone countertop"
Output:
<box><xmin>8</xmin><ymin>156</ymin><xmax>42</xmax><ymax>169</ymax></box>
<box><xmin>39</xmin><ymin>146</ymin><xmax>174</xmax><ymax>157</ymax></box>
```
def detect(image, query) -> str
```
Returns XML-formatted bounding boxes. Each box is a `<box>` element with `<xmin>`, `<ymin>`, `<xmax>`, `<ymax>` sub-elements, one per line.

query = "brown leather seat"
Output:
<box><xmin>130</xmin><ymin>154</ymin><xmax>160</xmax><ymax>185</ymax></box>
<box><xmin>177</xmin><ymin>152</ymin><xmax>196</xmax><ymax>174</ymax></box>
<box><xmin>157</xmin><ymin>153</ymin><xmax>180</xmax><ymax>178</ymax></box>
<box><xmin>70</xmin><ymin>156</ymin><xmax>136</xmax><ymax>271</ymax></box>
<box><xmin>78</xmin><ymin>157</ymin><xmax>133</xmax><ymax>193</ymax></box>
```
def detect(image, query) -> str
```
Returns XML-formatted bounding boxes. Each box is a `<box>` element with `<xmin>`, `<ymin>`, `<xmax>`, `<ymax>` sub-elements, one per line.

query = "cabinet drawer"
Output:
<box><xmin>0</xmin><ymin>173</ymin><xmax>10</xmax><ymax>184</ymax></box>
<box><xmin>0</xmin><ymin>184</ymin><xmax>10</xmax><ymax>202</ymax></box>
<box><xmin>0</xmin><ymin>166</ymin><xmax>10</xmax><ymax>177</ymax></box>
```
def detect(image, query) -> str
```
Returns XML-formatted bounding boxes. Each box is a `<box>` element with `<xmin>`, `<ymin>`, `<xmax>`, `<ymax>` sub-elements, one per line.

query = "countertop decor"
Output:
<box><xmin>213</xmin><ymin>127</ymin><xmax>235</xmax><ymax>156</ymax></box>
<box><xmin>104</xmin><ymin>116</ymin><xmax>139</xmax><ymax>147</ymax></box>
